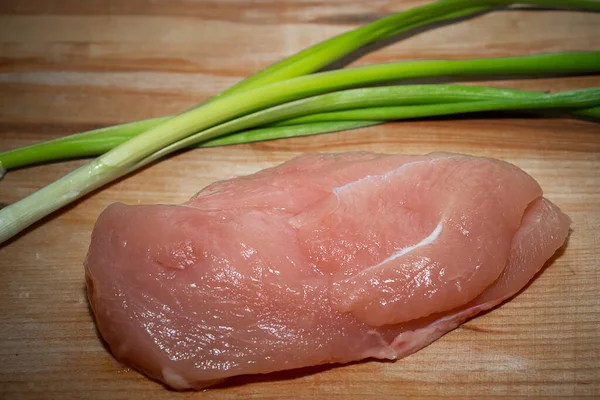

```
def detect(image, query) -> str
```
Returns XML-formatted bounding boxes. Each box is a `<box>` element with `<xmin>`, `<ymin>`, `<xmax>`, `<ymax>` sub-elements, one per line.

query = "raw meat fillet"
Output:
<box><xmin>84</xmin><ymin>152</ymin><xmax>571</xmax><ymax>390</ymax></box>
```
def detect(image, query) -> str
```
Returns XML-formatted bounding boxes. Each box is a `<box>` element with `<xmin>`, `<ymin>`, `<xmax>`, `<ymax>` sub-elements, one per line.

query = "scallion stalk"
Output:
<box><xmin>0</xmin><ymin>0</ymin><xmax>494</xmax><ymax>171</ymax></box>
<box><xmin>126</xmin><ymin>86</ymin><xmax>600</xmax><ymax>171</ymax></box>
<box><xmin>2</xmin><ymin>51</ymin><xmax>599</xmax><ymax>171</ymax></box>
<box><xmin>4</xmin><ymin>0</ymin><xmax>597</xmax><ymax>173</ymax></box>
<box><xmin>0</xmin><ymin>83</ymin><xmax>552</xmax><ymax>170</ymax></box>
<box><xmin>212</xmin><ymin>0</ymin><xmax>600</xmax><ymax>95</ymax></box>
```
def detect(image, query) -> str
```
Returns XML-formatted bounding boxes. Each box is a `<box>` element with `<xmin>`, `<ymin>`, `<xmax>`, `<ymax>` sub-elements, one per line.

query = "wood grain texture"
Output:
<box><xmin>0</xmin><ymin>1</ymin><xmax>599</xmax><ymax>398</ymax></box>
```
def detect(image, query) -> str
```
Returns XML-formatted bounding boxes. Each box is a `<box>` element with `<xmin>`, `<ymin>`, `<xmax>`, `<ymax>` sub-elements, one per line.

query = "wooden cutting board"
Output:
<box><xmin>1</xmin><ymin>1</ymin><xmax>599</xmax><ymax>398</ymax></box>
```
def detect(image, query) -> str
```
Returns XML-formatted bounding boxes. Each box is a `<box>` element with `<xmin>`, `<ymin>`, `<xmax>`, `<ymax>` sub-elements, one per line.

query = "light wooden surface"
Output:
<box><xmin>1</xmin><ymin>1</ymin><xmax>599</xmax><ymax>398</ymax></box>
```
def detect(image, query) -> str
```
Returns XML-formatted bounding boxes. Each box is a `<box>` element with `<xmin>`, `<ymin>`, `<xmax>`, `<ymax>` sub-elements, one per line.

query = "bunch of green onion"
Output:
<box><xmin>1</xmin><ymin>0</ymin><xmax>599</xmax><ymax>244</ymax></box>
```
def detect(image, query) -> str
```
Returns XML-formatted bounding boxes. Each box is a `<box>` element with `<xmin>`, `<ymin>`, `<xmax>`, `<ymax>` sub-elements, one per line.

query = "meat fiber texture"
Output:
<box><xmin>85</xmin><ymin>152</ymin><xmax>571</xmax><ymax>390</ymax></box>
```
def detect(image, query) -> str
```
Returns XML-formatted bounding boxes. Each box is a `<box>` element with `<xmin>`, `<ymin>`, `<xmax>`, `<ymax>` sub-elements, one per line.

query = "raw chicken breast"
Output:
<box><xmin>84</xmin><ymin>152</ymin><xmax>570</xmax><ymax>390</ymax></box>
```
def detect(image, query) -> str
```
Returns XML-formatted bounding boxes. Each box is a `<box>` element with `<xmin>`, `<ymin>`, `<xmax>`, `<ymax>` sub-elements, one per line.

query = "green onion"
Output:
<box><xmin>0</xmin><ymin>0</ymin><xmax>496</xmax><ymax>172</ymax></box>
<box><xmin>2</xmin><ymin>84</ymin><xmax>598</xmax><ymax>169</ymax></box>
<box><xmin>573</xmin><ymin>105</ymin><xmax>600</xmax><ymax>119</ymax></box>
<box><xmin>211</xmin><ymin>0</ymin><xmax>600</xmax><ymax>95</ymax></box>
<box><xmin>1</xmin><ymin>0</ymin><xmax>599</xmax><ymax>243</ymax></box>
<box><xmin>3</xmin><ymin>0</ymin><xmax>599</xmax><ymax>171</ymax></box>
<box><xmin>125</xmin><ymin>86</ymin><xmax>600</xmax><ymax>172</ymax></box>
<box><xmin>0</xmin><ymin>119</ymin><xmax>167</xmax><ymax>171</ymax></box>
<box><xmin>274</xmin><ymin>87</ymin><xmax>600</xmax><ymax>125</ymax></box>
<box><xmin>2</xmin><ymin>51</ymin><xmax>599</xmax><ymax>171</ymax></box>
<box><xmin>202</xmin><ymin>121</ymin><xmax>383</xmax><ymax>147</ymax></box>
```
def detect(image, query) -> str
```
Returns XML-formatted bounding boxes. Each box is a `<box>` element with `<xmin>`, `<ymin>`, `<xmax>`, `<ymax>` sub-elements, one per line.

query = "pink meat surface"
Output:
<box><xmin>84</xmin><ymin>152</ymin><xmax>571</xmax><ymax>390</ymax></box>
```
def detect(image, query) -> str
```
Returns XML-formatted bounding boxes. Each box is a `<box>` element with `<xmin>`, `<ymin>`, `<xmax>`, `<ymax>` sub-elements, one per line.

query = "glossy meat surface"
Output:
<box><xmin>85</xmin><ymin>152</ymin><xmax>570</xmax><ymax>389</ymax></box>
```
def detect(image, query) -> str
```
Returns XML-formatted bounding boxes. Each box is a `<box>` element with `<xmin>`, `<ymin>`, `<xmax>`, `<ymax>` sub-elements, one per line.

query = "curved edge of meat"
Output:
<box><xmin>387</xmin><ymin>197</ymin><xmax>571</xmax><ymax>358</ymax></box>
